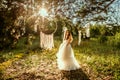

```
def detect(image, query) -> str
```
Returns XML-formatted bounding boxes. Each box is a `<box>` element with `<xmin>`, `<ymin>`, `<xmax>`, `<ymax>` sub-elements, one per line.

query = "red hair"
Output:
<box><xmin>64</xmin><ymin>30</ymin><xmax>71</xmax><ymax>40</ymax></box>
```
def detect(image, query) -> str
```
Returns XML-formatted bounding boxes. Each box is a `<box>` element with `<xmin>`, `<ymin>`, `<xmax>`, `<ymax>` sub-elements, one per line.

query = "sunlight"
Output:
<box><xmin>39</xmin><ymin>8</ymin><xmax>48</xmax><ymax>17</ymax></box>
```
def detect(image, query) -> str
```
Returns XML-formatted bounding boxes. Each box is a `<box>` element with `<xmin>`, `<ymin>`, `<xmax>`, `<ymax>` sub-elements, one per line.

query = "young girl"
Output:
<box><xmin>56</xmin><ymin>30</ymin><xmax>80</xmax><ymax>71</ymax></box>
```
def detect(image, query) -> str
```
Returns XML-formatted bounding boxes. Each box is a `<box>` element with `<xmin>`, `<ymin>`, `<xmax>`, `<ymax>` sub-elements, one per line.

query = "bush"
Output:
<box><xmin>108</xmin><ymin>32</ymin><xmax>120</xmax><ymax>49</ymax></box>
<box><xmin>98</xmin><ymin>35</ymin><xmax>108</xmax><ymax>43</ymax></box>
<box><xmin>90</xmin><ymin>25</ymin><xmax>100</xmax><ymax>37</ymax></box>
<box><xmin>114</xmin><ymin>32</ymin><xmax>120</xmax><ymax>48</ymax></box>
<box><xmin>0</xmin><ymin>1</ymin><xmax>25</xmax><ymax>50</ymax></box>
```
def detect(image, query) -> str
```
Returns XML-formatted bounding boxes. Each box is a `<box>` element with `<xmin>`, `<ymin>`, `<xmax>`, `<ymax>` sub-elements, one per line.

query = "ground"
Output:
<box><xmin>1</xmin><ymin>47</ymin><xmax>89</xmax><ymax>80</ymax></box>
<box><xmin>0</xmin><ymin>37</ymin><xmax>120</xmax><ymax>80</ymax></box>
<box><xmin>2</xmin><ymin>49</ymin><xmax>90</xmax><ymax>80</ymax></box>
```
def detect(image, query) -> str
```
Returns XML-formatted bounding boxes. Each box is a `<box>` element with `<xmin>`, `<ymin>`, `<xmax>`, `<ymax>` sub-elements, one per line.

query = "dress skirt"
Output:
<box><xmin>56</xmin><ymin>40</ymin><xmax>80</xmax><ymax>71</ymax></box>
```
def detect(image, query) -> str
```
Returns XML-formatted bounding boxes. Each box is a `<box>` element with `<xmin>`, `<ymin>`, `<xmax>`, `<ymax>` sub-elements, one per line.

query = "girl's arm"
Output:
<box><xmin>70</xmin><ymin>35</ymin><xmax>73</xmax><ymax>43</ymax></box>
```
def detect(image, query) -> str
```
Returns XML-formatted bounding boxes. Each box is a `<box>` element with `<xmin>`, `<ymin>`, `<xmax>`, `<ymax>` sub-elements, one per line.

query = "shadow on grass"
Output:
<box><xmin>60</xmin><ymin>68</ymin><xmax>90</xmax><ymax>80</ymax></box>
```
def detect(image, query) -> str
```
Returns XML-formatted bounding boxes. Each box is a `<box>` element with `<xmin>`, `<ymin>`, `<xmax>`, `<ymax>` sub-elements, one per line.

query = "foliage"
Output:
<box><xmin>35</xmin><ymin>0</ymin><xmax>116</xmax><ymax>27</ymax></box>
<box><xmin>90</xmin><ymin>24</ymin><xmax>118</xmax><ymax>38</ymax></box>
<box><xmin>54</xmin><ymin>20</ymin><xmax>62</xmax><ymax>36</ymax></box>
<box><xmin>90</xmin><ymin>24</ymin><xmax>101</xmax><ymax>37</ymax></box>
<box><xmin>111</xmin><ymin>26</ymin><xmax>120</xmax><ymax>35</ymax></box>
<box><xmin>0</xmin><ymin>0</ymin><xmax>117</xmax><ymax>49</ymax></box>
<box><xmin>54</xmin><ymin>17</ymin><xmax>78</xmax><ymax>37</ymax></box>
<box><xmin>98</xmin><ymin>35</ymin><xmax>108</xmax><ymax>44</ymax></box>
<box><xmin>77</xmin><ymin>0</ymin><xmax>115</xmax><ymax>17</ymax></box>
<box><xmin>108</xmin><ymin>32</ymin><xmax>120</xmax><ymax>49</ymax></box>
<box><xmin>114</xmin><ymin>32</ymin><xmax>120</xmax><ymax>48</ymax></box>
<box><xmin>107</xmin><ymin>0</ymin><xmax>120</xmax><ymax>26</ymax></box>
<box><xmin>107</xmin><ymin>32</ymin><xmax>120</xmax><ymax>49</ymax></box>
<box><xmin>0</xmin><ymin>0</ymin><xmax>26</xmax><ymax>49</ymax></box>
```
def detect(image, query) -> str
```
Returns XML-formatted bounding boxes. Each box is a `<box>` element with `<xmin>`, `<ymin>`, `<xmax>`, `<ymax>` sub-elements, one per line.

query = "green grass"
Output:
<box><xmin>0</xmin><ymin>36</ymin><xmax>120</xmax><ymax>80</ymax></box>
<box><xmin>73</xmin><ymin>38</ymin><xmax>120</xmax><ymax>80</ymax></box>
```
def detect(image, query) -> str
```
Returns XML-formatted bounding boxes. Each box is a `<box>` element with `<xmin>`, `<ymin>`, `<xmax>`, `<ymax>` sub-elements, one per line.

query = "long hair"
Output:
<box><xmin>64</xmin><ymin>30</ymin><xmax>71</xmax><ymax>40</ymax></box>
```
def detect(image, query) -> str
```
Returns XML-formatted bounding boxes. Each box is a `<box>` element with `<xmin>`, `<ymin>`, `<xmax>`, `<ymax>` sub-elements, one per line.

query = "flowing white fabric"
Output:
<box><xmin>85</xmin><ymin>23</ymin><xmax>90</xmax><ymax>38</ymax></box>
<box><xmin>56</xmin><ymin>40</ymin><xmax>80</xmax><ymax>71</ymax></box>
<box><xmin>78</xmin><ymin>30</ymin><xmax>82</xmax><ymax>46</ymax></box>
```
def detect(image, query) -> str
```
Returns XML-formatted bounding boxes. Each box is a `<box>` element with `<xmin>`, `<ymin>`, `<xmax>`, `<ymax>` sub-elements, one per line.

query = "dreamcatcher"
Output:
<box><xmin>39</xmin><ymin>17</ymin><xmax>58</xmax><ymax>34</ymax></box>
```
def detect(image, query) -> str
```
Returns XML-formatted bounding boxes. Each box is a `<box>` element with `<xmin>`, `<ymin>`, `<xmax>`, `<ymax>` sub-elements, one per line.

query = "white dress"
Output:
<box><xmin>56</xmin><ymin>40</ymin><xmax>80</xmax><ymax>71</ymax></box>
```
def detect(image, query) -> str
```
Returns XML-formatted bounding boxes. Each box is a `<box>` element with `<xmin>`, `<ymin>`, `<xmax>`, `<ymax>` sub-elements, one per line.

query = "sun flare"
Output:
<box><xmin>39</xmin><ymin>8</ymin><xmax>48</xmax><ymax>17</ymax></box>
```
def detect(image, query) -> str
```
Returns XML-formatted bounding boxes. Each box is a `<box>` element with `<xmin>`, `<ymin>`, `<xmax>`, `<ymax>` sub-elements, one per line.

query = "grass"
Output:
<box><xmin>0</xmin><ymin>36</ymin><xmax>120</xmax><ymax>80</ymax></box>
<box><xmin>73</xmin><ymin>38</ymin><xmax>120</xmax><ymax>80</ymax></box>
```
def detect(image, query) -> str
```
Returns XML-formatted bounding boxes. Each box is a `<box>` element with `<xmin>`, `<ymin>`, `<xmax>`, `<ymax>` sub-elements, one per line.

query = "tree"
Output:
<box><xmin>0</xmin><ymin>0</ymin><xmax>116</xmax><ymax>49</ymax></box>
<box><xmin>43</xmin><ymin>0</ymin><xmax>115</xmax><ymax>24</ymax></box>
<box><xmin>0</xmin><ymin>0</ymin><xmax>26</xmax><ymax>49</ymax></box>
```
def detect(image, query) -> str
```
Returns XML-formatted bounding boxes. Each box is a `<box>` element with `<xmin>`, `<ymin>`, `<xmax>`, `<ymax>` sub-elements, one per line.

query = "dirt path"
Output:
<box><xmin>2</xmin><ymin>52</ymin><xmax>90</xmax><ymax>80</ymax></box>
